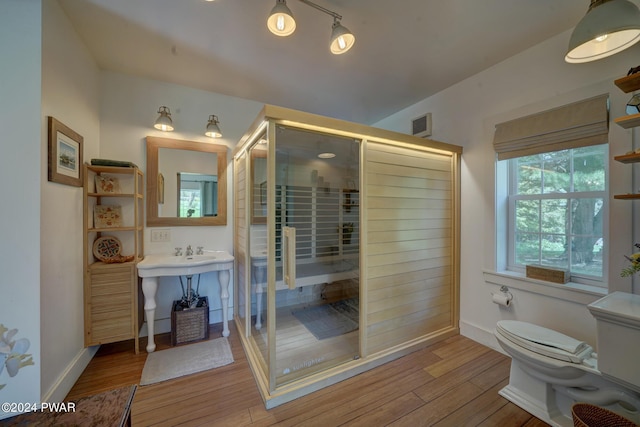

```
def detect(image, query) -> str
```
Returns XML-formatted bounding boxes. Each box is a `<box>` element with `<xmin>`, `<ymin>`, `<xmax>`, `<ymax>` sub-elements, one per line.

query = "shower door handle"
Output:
<box><xmin>283</xmin><ymin>226</ymin><xmax>296</xmax><ymax>289</ymax></box>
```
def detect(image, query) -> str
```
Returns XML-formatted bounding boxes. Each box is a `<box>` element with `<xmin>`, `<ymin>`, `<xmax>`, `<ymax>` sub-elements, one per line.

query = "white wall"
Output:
<box><xmin>0</xmin><ymin>0</ymin><xmax>42</xmax><ymax>417</ymax></box>
<box><xmin>375</xmin><ymin>30</ymin><xmax>640</xmax><ymax>351</ymax></box>
<box><xmin>40</xmin><ymin>0</ymin><xmax>101</xmax><ymax>402</ymax></box>
<box><xmin>99</xmin><ymin>71</ymin><xmax>263</xmax><ymax>334</ymax></box>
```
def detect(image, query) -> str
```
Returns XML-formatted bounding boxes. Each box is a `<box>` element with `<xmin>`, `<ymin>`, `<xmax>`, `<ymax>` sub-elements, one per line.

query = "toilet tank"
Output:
<box><xmin>588</xmin><ymin>291</ymin><xmax>640</xmax><ymax>393</ymax></box>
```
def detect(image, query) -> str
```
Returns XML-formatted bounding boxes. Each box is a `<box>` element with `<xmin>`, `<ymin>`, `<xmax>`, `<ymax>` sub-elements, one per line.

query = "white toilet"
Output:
<box><xmin>495</xmin><ymin>292</ymin><xmax>640</xmax><ymax>427</ymax></box>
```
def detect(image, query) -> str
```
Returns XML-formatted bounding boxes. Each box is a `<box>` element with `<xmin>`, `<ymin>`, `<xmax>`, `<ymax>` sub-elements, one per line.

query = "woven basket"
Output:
<box><xmin>171</xmin><ymin>297</ymin><xmax>209</xmax><ymax>346</ymax></box>
<box><xmin>571</xmin><ymin>403</ymin><xmax>637</xmax><ymax>427</ymax></box>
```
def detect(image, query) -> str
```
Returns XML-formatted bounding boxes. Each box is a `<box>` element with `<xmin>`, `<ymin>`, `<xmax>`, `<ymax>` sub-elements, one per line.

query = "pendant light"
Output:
<box><xmin>566</xmin><ymin>0</ymin><xmax>640</xmax><ymax>63</ymax></box>
<box><xmin>205</xmin><ymin>115</ymin><xmax>222</xmax><ymax>138</ymax></box>
<box><xmin>267</xmin><ymin>0</ymin><xmax>296</xmax><ymax>36</ymax></box>
<box><xmin>154</xmin><ymin>106</ymin><xmax>174</xmax><ymax>132</ymax></box>
<box><xmin>330</xmin><ymin>19</ymin><xmax>355</xmax><ymax>55</ymax></box>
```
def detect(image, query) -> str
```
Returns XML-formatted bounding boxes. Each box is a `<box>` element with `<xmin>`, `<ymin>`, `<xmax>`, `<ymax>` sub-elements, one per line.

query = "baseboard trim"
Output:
<box><xmin>41</xmin><ymin>345</ymin><xmax>99</xmax><ymax>403</ymax></box>
<box><xmin>459</xmin><ymin>319</ymin><xmax>506</xmax><ymax>355</ymax></box>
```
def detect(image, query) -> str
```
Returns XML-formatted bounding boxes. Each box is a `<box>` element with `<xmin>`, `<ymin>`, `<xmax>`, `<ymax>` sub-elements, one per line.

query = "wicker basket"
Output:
<box><xmin>571</xmin><ymin>403</ymin><xmax>637</xmax><ymax>427</ymax></box>
<box><xmin>171</xmin><ymin>297</ymin><xmax>209</xmax><ymax>346</ymax></box>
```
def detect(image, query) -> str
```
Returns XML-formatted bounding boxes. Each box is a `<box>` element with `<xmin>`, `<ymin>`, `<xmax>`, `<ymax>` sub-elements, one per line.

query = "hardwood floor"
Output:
<box><xmin>67</xmin><ymin>322</ymin><xmax>550</xmax><ymax>426</ymax></box>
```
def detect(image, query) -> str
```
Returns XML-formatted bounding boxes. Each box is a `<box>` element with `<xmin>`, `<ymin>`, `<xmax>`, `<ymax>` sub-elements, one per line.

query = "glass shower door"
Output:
<box><xmin>248</xmin><ymin>135</ymin><xmax>269</xmax><ymax>371</ymax></box>
<box><xmin>272</xmin><ymin>125</ymin><xmax>361</xmax><ymax>387</ymax></box>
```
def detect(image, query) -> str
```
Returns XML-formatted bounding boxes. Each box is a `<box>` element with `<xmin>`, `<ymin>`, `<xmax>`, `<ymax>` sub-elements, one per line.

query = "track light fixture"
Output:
<box><xmin>267</xmin><ymin>0</ymin><xmax>355</xmax><ymax>54</ymax></box>
<box><xmin>330</xmin><ymin>18</ymin><xmax>356</xmax><ymax>55</ymax></box>
<box><xmin>267</xmin><ymin>0</ymin><xmax>296</xmax><ymax>36</ymax></box>
<box><xmin>154</xmin><ymin>106</ymin><xmax>174</xmax><ymax>132</ymax></box>
<box><xmin>566</xmin><ymin>0</ymin><xmax>640</xmax><ymax>63</ymax></box>
<box><xmin>205</xmin><ymin>115</ymin><xmax>223</xmax><ymax>138</ymax></box>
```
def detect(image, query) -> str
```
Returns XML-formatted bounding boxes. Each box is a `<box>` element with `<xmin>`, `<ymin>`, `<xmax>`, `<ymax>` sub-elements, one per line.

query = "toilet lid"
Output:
<box><xmin>496</xmin><ymin>320</ymin><xmax>593</xmax><ymax>364</ymax></box>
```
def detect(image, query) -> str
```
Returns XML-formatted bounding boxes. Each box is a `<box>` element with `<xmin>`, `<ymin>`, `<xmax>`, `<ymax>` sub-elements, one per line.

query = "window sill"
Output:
<box><xmin>483</xmin><ymin>270</ymin><xmax>607</xmax><ymax>305</ymax></box>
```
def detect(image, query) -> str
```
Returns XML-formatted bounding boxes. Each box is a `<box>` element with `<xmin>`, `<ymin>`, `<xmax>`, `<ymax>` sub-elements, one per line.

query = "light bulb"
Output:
<box><xmin>277</xmin><ymin>15</ymin><xmax>285</xmax><ymax>31</ymax></box>
<box><xmin>595</xmin><ymin>34</ymin><xmax>608</xmax><ymax>42</ymax></box>
<box><xmin>337</xmin><ymin>36</ymin><xmax>346</xmax><ymax>50</ymax></box>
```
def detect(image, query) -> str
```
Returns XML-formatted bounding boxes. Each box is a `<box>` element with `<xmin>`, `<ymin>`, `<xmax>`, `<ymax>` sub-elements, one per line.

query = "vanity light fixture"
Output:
<box><xmin>565</xmin><ymin>0</ymin><xmax>640</xmax><ymax>63</ymax></box>
<box><xmin>154</xmin><ymin>106</ymin><xmax>174</xmax><ymax>132</ymax></box>
<box><xmin>205</xmin><ymin>115</ymin><xmax>223</xmax><ymax>138</ymax></box>
<box><xmin>267</xmin><ymin>0</ymin><xmax>355</xmax><ymax>54</ymax></box>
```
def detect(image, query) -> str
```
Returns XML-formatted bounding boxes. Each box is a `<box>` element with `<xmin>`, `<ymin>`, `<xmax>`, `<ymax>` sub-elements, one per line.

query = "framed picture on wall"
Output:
<box><xmin>48</xmin><ymin>116</ymin><xmax>83</xmax><ymax>187</ymax></box>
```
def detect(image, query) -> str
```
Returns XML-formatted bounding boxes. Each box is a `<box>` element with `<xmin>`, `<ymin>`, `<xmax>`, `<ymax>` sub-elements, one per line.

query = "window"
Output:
<box><xmin>505</xmin><ymin>144</ymin><xmax>607</xmax><ymax>285</ymax></box>
<box><xmin>178</xmin><ymin>173</ymin><xmax>218</xmax><ymax>218</ymax></box>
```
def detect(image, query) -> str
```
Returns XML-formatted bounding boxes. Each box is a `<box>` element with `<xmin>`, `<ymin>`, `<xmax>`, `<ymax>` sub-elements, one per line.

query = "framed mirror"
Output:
<box><xmin>146</xmin><ymin>136</ymin><xmax>227</xmax><ymax>226</ymax></box>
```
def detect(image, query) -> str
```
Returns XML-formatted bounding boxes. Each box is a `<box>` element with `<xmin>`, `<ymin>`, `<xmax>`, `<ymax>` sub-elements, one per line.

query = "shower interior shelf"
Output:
<box><xmin>342</xmin><ymin>189</ymin><xmax>359</xmax><ymax>212</ymax></box>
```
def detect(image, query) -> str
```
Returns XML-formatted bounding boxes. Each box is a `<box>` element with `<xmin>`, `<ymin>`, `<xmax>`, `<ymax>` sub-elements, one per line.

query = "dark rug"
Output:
<box><xmin>2</xmin><ymin>384</ymin><xmax>136</xmax><ymax>427</ymax></box>
<box><xmin>292</xmin><ymin>298</ymin><xmax>359</xmax><ymax>340</ymax></box>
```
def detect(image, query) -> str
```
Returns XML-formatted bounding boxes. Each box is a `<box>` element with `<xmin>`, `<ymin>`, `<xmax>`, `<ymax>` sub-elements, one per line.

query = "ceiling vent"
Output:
<box><xmin>412</xmin><ymin>113</ymin><xmax>432</xmax><ymax>138</ymax></box>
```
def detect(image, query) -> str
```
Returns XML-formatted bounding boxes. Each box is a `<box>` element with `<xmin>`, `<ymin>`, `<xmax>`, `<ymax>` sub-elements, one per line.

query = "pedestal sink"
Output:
<box><xmin>137</xmin><ymin>251</ymin><xmax>234</xmax><ymax>352</ymax></box>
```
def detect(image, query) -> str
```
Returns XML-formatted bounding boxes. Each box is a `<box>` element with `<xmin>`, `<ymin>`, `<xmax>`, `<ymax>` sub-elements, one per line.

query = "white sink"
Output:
<box><xmin>138</xmin><ymin>249</ymin><xmax>235</xmax><ymax>352</ymax></box>
<box><xmin>137</xmin><ymin>251</ymin><xmax>234</xmax><ymax>277</ymax></box>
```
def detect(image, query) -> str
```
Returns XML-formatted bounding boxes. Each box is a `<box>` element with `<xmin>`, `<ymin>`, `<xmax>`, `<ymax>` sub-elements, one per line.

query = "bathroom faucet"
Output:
<box><xmin>186</xmin><ymin>245</ymin><xmax>193</xmax><ymax>256</ymax></box>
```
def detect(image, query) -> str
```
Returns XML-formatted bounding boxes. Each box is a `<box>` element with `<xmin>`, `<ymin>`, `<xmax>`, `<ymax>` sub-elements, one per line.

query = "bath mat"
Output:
<box><xmin>292</xmin><ymin>299</ymin><xmax>359</xmax><ymax>340</ymax></box>
<box><xmin>140</xmin><ymin>337</ymin><xmax>233</xmax><ymax>386</ymax></box>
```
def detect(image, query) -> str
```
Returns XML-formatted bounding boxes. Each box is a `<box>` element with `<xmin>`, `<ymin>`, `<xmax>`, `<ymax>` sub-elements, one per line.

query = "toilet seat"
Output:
<box><xmin>496</xmin><ymin>320</ymin><xmax>594</xmax><ymax>364</ymax></box>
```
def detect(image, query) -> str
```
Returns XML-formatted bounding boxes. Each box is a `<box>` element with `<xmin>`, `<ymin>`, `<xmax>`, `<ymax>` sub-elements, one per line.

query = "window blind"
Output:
<box><xmin>493</xmin><ymin>94</ymin><xmax>609</xmax><ymax>160</ymax></box>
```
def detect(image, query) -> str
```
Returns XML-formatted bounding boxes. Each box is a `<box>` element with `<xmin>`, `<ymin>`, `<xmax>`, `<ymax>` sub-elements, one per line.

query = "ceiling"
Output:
<box><xmin>58</xmin><ymin>0</ymin><xmax>590</xmax><ymax>125</ymax></box>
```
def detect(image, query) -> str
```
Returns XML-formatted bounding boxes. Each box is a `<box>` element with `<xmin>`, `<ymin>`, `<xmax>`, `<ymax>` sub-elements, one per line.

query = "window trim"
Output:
<box><xmin>501</xmin><ymin>146</ymin><xmax>608</xmax><ymax>288</ymax></box>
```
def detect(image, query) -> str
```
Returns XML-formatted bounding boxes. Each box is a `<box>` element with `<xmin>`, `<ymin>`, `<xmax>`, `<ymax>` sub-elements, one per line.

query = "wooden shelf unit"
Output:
<box><xmin>614</xmin><ymin>152</ymin><xmax>640</xmax><ymax>164</ymax></box>
<box><xmin>615</xmin><ymin>113</ymin><xmax>640</xmax><ymax>129</ymax></box>
<box><xmin>613</xmin><ymin>194</ymin><xmax>640</xmax><ymax>200</ymax></box>
<box><xmin>614</xmin><ymin>73</ymin><xmax>640</xmax><ymax>129</ymax></box>
<box><xmin>83</xmin><ymin>164</ymin><xmax>144</xmax><ymax>353</ymax></box>
<box><xmin>613</xmin><ymin>74</ymin><xmax>640</xmax><ymax>199</ymax></box>
<box><xmin>614</xmin><ymin>73</ymin><xmax>640</xmax><ymax>93</ymax></box>
<box><xmin>613</xmin><ymin>152</ymin><xmax>640</xmax><ymax>200</ymax></box>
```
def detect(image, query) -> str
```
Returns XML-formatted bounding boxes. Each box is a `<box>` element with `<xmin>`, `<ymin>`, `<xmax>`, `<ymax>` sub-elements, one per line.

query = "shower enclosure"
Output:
<box><xmin>233</xmin><ymin>106</ymin><xmax>462</xmax><ymax>408</ymax></box>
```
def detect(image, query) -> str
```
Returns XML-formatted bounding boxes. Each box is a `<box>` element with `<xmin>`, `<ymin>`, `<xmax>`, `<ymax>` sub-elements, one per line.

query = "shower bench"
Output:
<box><xmin>251</xmin><ymin>250</ymin><xmax>358</xmax><ymax>329</ymax></box>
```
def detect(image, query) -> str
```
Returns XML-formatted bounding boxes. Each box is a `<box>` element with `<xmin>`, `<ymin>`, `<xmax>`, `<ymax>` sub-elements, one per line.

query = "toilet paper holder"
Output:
<box><xmin>492</xmin><ymin>285</ymin><xmax>513</xmax><ymax>307</ymax></box>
